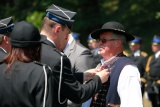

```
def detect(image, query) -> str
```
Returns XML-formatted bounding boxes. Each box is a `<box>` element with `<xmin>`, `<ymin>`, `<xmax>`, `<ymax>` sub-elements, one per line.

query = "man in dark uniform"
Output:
<box><xmin>145</xmin><ymin>35</ymin><xmax>160</xmax><ymax>107</ymax></box>
<box><xmin>128</xmin><ymin>36</ymin><xmax>148</xmax><ymax>96</ymax></box>
<box><xmin>40</xmin><ymin>4</ymin><xmax>110</xmax><ymax>107</ymax></box>
<box><xmin>0</xmin><ymin>17</ymin><xmax>14</xmax><ymax>61</ymax></box>
<box><xmin>87</xmin><ymin>35</ymin><xmax>93</xmax><ymax>50</ymax></box>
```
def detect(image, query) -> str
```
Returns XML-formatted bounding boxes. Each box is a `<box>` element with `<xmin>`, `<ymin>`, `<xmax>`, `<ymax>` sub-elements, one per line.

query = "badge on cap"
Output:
<box><xmin>0</xmin><ymin>17</ymin><xmax>14</xmax><ymax>34</ymax></box>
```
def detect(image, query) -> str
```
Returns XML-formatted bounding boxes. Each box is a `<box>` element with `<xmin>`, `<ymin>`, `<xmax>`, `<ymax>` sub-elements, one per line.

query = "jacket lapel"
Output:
<box><xmin>64</xmin><ymin>38</ymin><xmax>76</xmax><ymax>57</ymax></box>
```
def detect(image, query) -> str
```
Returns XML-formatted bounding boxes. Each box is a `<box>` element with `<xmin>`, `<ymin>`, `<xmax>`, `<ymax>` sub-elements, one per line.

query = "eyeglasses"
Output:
<box><xmin>97</xmin><ymin>38</ymin><xmax>119</xmax><ymax>44</ymax></box>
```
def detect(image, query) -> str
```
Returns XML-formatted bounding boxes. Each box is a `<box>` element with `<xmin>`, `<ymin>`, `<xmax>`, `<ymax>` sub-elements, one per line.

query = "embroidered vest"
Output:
<box><xmin>90</xmin><ymin>55</ymin><xmax>135</xmax><ymax>107</ymax></box>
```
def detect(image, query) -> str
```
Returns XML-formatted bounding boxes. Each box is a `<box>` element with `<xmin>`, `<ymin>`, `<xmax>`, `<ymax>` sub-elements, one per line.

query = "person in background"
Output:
<box><xmin>87</xmin><ymin>35</ymin><xmax>94</xmax><ymax>50</ymax></box>
<box><xmin>145</xmin><ymin>35</ymin><xmax>160</xmax><ymax>107</ymax></box>
<box><xmin>0</xmin><ymin>21</ymin><xmax>54</xmax><ymax>107</ymax></box>
<box><xmin>83</xmin><ymin>21</ymin><xmax>143</xmax><ymax>107</ymax></box>
<box><xmin>72</xmin><ymin>32</ymin><xmax>80</xmax><ymax>43</ymax></box>
<box><xmin>64</xmin><ymin>33</ymin><xmax>95</xmax><ymax>73</ymax></box>
<box><xmin>128</xmin><ymin>36</ymin><xmax>148</xmax><ymax>96</ymax></box>
<box><xmin>40</xmin><ymin>4</ymin><xmax>110</xmax><ymax>107</ymax></box>
<box><xmin>0</xmin><ymin>17</ymin><xmax>14</xmax><ymax>61</ymax></box>
<box><xmin>87</xmin><ymin>35</ymin><xmax>102</xmax><ymax>65</ymax></box>
<box><xmin>64</xmin><ymin>33</ymin><xmax>96</xmax><ymax>107</ymax></box>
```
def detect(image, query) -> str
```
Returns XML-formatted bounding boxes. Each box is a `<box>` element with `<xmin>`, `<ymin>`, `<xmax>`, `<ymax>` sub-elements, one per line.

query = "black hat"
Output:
<box><xmin>10</xmin><ymin>21</ymin><xmax>45</xmax><ymax>47</ymax></box>
<box><xmin>46</xmin><ymin>4</ymin><xmax>77</xmax><ymax>30</ymax></box>
<box><xmin>91</xmin><ymin>21</ymin><xmax>134</xmax><ymax>41</ymax></box>
<box><xmin>0</xmin><ymin>17</ymin><xmax>14</xmax><ymax>34</ymax></box>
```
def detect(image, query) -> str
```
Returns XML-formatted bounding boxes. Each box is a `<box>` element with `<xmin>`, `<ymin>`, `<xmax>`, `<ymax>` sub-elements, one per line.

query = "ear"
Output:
<box><xmin>3</xmin><ymin>36</ymin><xmax>9</xmax><ymax>43</ymax></box>
<box><xmin>115</xmin><ymin>39</ymin><xmax>121</xmax><ymax>47</ymax></box>
<box><xmin>54</xmin><ymin>25</ymin><xmax>61</xmax><ymax>34</ymax></box>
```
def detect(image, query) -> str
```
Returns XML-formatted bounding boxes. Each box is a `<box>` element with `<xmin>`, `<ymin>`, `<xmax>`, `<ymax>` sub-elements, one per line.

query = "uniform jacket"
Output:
<box><xmin>40</xmin><ymin>37</ymin><xmax>102</xmax><ymax>107</ymax></box>
<box><xmin>129</xmin><ymin>51</ymin><xmax>148</xmax><ymax>77</ymax></box>
<box><xmin>64</xmin><ymin>37</ymin><xmax>95</xmax><ymax>73</ymax></box>
<box><xmin>146</xmin><ymin>55</ymin><xmax>160</xmax><ymax>94</ymax></box>
<box><xmin>0</xmin><ymin>61</ymin><xmax>54</xmax><ymax>107</ymax></box>
<box><xmin>0</xmin><ymin>47</ymin><xmax>7</xmax><ymax>62</ymax></box>
<box><xmin>148</xmin><ymin>55</ymin><xmax>160</xmax><ymax>78</ymax></box>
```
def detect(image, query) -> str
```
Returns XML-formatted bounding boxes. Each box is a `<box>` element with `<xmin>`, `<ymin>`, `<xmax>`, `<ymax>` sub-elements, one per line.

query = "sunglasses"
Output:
<box><xmin>97</xmin><ymin>38</ymin><xmax>119</xmax><ymax>44</ymax></box>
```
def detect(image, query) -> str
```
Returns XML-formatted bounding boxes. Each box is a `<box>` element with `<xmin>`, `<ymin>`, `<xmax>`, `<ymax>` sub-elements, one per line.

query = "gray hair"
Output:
<box><xmin>111</xmin><ymin>32</ymin><xmax>126</xmax><ymax>47</ymax></box>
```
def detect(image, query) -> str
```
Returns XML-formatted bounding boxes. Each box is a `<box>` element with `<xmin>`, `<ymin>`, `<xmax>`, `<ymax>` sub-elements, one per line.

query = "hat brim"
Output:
<box><xmin>11</xmin><ymin>35</ymin><xmax>46</xmax><ymax>47</ymax></box>
<box><xmin>91</xmin><ymin>29</ymin><xmax>134</xmax><ymax>41</ymax></box>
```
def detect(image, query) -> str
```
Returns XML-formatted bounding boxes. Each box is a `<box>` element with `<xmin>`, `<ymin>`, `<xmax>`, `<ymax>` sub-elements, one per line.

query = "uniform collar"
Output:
<box><xmin>155</xmin><ymin>51</ymin><xmax>160</xmax><ymax>59</ymax></box>
<box><xmin>47</xmin><ymin>37</ymin><xmax>56</xmax><ymax>46</ymax></box>
<box><xmin>133</xmin><ymin>50</ymin><xmax>140</xmax><ymax>57</ymax></box>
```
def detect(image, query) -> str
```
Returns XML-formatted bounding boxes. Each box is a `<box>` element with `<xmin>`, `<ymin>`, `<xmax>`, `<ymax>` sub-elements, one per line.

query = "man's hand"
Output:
<box><xmin>83</xmin><ymin>69</ymin><xmax>97</xmax><ymax>81</ymax></box>
<box><xmin>84</xmin><ymin>69</ymin><xmax>110</xmax><ymax>83</ymax></box>
<box><xmin>95</xmin><ymin>69</ymin><xmax>110</xmax><ymax>83</ymax></box>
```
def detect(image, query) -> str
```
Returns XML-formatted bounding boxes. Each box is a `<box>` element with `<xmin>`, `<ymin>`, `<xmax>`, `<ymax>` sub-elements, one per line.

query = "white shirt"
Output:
<box><xmin>118</xmin><ymin>65</ymin><xmax>143</xmax><ymax>107</ymax></box>
<box><xmin>47</xmin><ymin>37</ymin><xmax>56</xmax><ymax>46</ymax></box>
<box><xmin>155</xmin><ymin>51</ymin><xmax>160</xmax><ymax>59</ymax></box>
<box><xmin>63</xmin><ymin>34</ymin><xmax>73</xmax><ymax>52</ymax></box>
<box><xmin>133</xmin><ymin>50</ymin><xmax>140</xmax><ymax>57</ymax></box>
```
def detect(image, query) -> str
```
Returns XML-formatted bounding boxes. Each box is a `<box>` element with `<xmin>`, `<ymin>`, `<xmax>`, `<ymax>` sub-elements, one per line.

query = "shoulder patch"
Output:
<box><xmin>140</xmin><ymin>51</ymin><xmax>148</xmax><ymax>57</ymax></box>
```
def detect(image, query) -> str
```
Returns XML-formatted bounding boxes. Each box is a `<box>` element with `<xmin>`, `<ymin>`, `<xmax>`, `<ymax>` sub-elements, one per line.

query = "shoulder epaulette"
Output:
<box><xmin>145</xmin><ymin>55</ymin><xmax>153</xmax><ymax>72</ymax></box>
<box><xmin>140</xmin><ymin>51</ymin><xmax>148</xmax><ymax>57</ymax></box>
<box><xmin>34</xmin><ymin>61</ymin><xmax>46</xmax><ymax>66</ymax></box>
<box><xmin>123</xmin><ymin>51</ymin><xmax>130</xmax><ymax>56</ymax></box>
<box><xmin>53</xmin><ymin>48</ymin><xmax>66</xmax><ymax>56</ymax></box>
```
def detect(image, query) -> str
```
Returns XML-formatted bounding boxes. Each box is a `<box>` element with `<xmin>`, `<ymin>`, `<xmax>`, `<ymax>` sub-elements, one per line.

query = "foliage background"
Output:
<box><xmin>1</xmin><ymin>0</ymin><xmax>160</xmax><ymax>55</ymax></box>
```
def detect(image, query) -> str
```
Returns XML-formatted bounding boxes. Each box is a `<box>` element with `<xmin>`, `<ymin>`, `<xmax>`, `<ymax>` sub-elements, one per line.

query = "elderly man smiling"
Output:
<box><xmin>83</xmin><ymin>21</ymin><xmax>143</xmax><ymax>107</ymax></box>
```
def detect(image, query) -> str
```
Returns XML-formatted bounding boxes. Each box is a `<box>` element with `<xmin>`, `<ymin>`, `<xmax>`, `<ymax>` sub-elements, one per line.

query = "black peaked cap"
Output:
<box><xmin>0</xmin><ymin>17</ymin><xmax>14</xmax><ymax>34</ymax></box>
<box><xmin>46</xmin><ymin>4</ymin><xmax>77</xmax><ymax>30</ymax></box>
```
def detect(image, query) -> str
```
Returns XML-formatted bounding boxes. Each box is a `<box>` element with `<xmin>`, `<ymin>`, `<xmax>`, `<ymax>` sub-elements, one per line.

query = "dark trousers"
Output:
<box><xmin>148</xmin><ymin>93</ymin><xmax>160</xmax><ymax>107</ymax></box>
